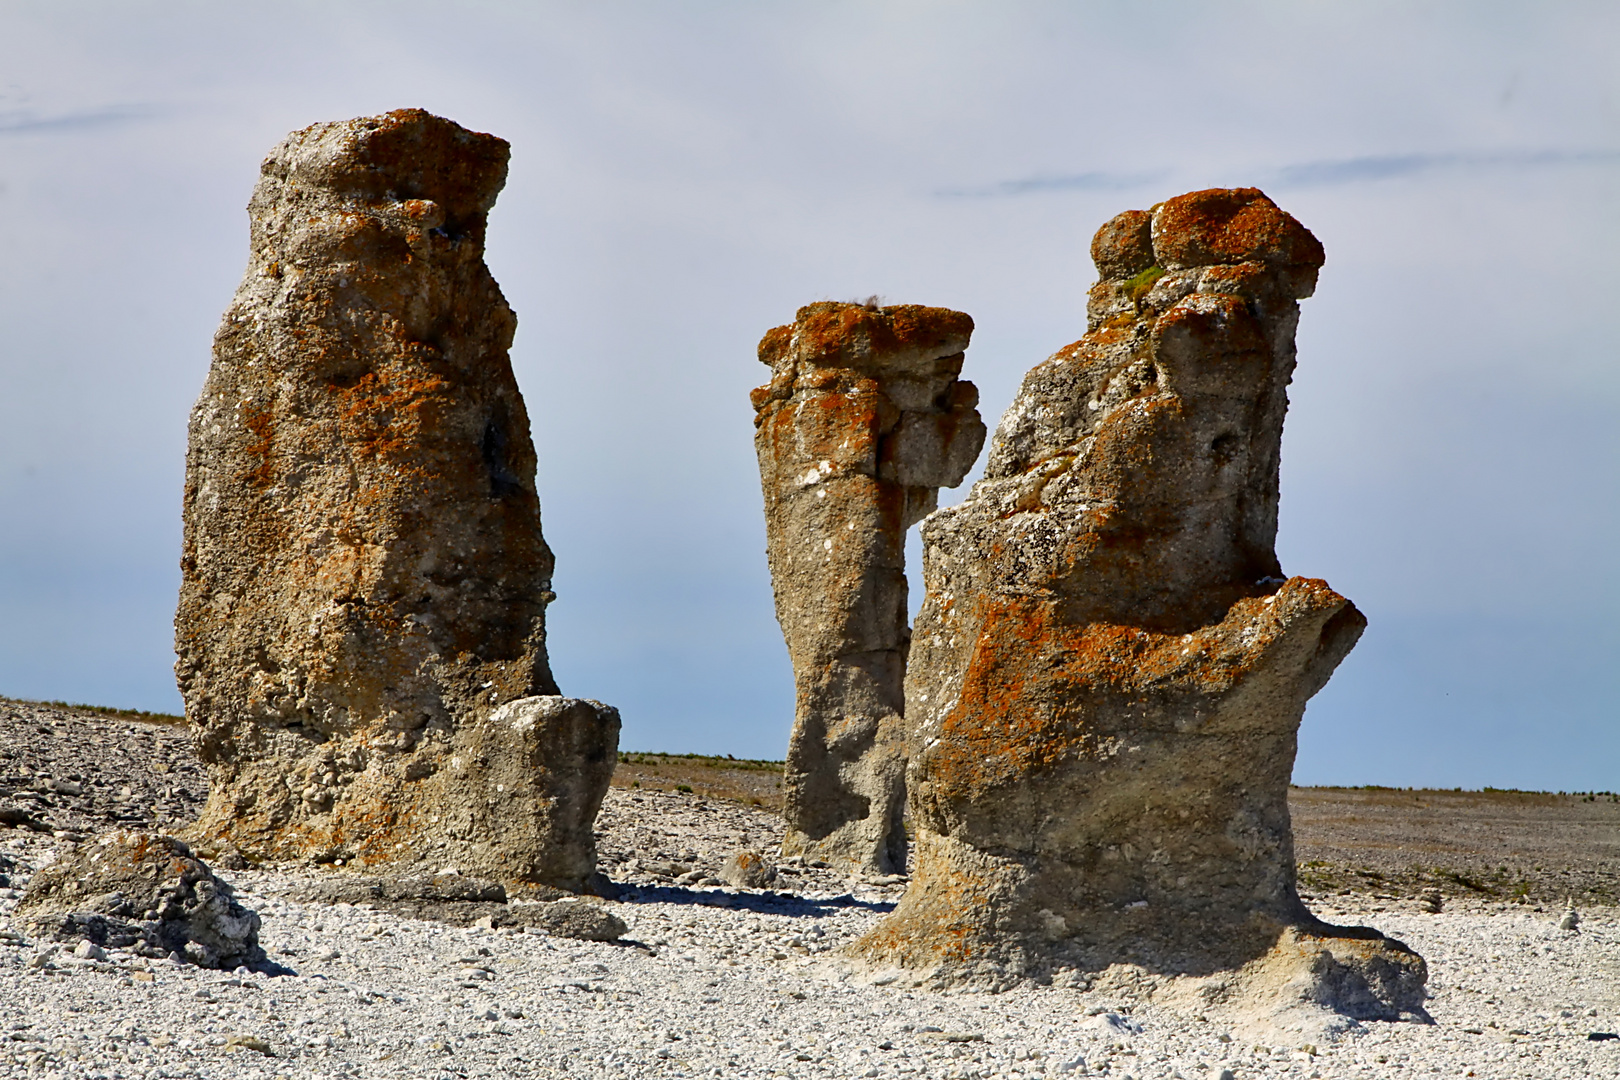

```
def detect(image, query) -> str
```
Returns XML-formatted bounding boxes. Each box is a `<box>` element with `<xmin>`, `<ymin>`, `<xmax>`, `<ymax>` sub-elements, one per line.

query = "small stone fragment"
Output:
<box><xmin>719</xmin><ymin>850</ymin><xmax>777</xmax><ymax>889</ymax></box>
<box><xmin>224</xmin><ymin>1035</ymin><xmax>274</xmax><ymax>1056</ymax></box>
<box><xmin>753</xmin><ymin>301</ymin><xmax>985</xmax><ymax>875</ymax></box>
<box><xmin>16</xmin><ymin>831</ymin><xmax>262</xmax><ymax>969</ymax></box>
<box><xmin>500</xmin><ymin>900</ymin><xmax>626</xmax><ymax>941</ymax></box>
<box><xmin>174</xmin><ymin>108</ymin><xmax>619</xmax><ymax>889</ymax></box>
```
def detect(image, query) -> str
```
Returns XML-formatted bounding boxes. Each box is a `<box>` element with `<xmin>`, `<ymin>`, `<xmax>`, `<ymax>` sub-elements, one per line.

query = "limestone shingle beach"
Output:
<box><xmin>3</xmin><ymin>698</ymin><xmax>1618</xmax><ymax>1078</ymax></box>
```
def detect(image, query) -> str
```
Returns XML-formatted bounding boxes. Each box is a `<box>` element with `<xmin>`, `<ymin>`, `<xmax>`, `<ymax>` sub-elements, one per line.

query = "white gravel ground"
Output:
<box><xmin>3</xmin><ymin>827</ymin><xmax>1617</xmax><ymax>1079</ymax></box>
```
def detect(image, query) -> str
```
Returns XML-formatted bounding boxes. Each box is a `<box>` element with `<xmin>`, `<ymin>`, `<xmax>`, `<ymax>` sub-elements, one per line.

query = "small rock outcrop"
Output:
<box><xmin>17</xmin><ymin>831</ymin><xmax>262</xmax><ymax>968</ymax></box>
<box><xmin>174</xmin><ymin>109</ymin><xmax>618</xmax><ymax>889</ymax></box>
<box><xmin>752</xmin><ymin>302</ymin><xmax>986</xmax><ymax>874</ymax></box>
<box><xmin>852</xmin><ymin>189</ymin><xmax>1426</xmax><ymax>1025</ymax></box>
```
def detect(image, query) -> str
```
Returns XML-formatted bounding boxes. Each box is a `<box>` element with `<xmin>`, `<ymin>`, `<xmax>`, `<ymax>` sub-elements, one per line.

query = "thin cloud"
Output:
<box><xmin>1271</xmin><ymin>149</ymin><xmax>1620</xmax><ymax>188</ymax></box>
<box><xmin>935</xmin><ymin>169</ymin><xmax>1168</xmax><ymax>198</ymax></box>
<box><xmin>0</xmin><ymin>104</ymin><xmax>160</xmax><ymax>136</ymax></box>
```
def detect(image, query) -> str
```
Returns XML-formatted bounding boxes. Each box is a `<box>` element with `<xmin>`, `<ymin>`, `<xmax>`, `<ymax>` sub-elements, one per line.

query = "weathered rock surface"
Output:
<box><xmin>752</xmin><ymin>302</ymin><xmax>985</xmax><ymax>875</ymax></box>
<box><xmin>174</xmin><ymin>109</ymin><xmax>618</xmax><ymax>889</ymax></box>
<box><xmin>719</xmin><ymin>849</ymin><xmax>778</xmax><ymax>889</ymax></box>
<box><xmin>852</xmin><ymin>189</ymin><xmax>1426</xmax><ymax>1023</ymax></box>
<box><xmin>17</xmin><ymin>831</ymin><xmax>262</xmax><ymax>968</ymax></box>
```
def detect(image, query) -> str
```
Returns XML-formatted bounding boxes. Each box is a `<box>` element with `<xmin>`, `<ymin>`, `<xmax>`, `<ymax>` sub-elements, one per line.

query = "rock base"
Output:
<box><xmin>194</xmin><ymin>695</ymin><xmax>619</xmax><ymax>890</ymax></box>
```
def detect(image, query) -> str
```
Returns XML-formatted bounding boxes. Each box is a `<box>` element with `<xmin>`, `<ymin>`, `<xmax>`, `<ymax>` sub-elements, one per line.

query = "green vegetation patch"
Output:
<box><xmin>618</xmin><ymin>751</ymin><xmax>784</xmax><ymax>773</ymax></box>
<box><xmin>1123</xmin><ymin>264</ymin><xmax>1165</xmax><ymax>302</ymax></box>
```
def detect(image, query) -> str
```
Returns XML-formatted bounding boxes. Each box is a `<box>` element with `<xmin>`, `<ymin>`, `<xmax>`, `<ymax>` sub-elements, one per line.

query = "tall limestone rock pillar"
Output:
<box><xmin>852</xmin><ymin>190</ymin><xmax>1426</xmax><ymax>1024</ymax></box>
<box><xmin>175</xmin><ymin>110</ymin><xmax>618</xmax><ymax>890</ymax></box>
<box><xmin>752</xmin><ymin>303</ymin><xmax>986</xmax><ymax>874</ymax></box>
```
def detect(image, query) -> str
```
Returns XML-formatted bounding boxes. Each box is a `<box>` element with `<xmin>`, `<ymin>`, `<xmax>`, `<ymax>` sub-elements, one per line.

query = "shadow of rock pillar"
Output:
<box><xmin>752</xmin><ymin>302</ymin><xmax>985</xmax><ymax>875</ymax></box>
<box><xmin>850</xmin><ymin>190</ymin><xmax>1426</xmax><ymax>1031</ymax></box>
<box><xmin>174</xmin><ymin>110</ymin><xmax>617</xmax><ymax>891</ymax></box>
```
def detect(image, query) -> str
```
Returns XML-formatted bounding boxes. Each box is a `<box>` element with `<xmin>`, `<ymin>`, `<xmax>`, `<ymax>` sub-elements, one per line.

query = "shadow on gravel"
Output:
<box><xmin>246</xmin><ymin>958</ymin><xmax>299</xmax><ymax>978</ymax></box>
<box><xmin>615</xmin><ymin>883</ymin><xmax>895</xmax><ymax>918</ymax></box>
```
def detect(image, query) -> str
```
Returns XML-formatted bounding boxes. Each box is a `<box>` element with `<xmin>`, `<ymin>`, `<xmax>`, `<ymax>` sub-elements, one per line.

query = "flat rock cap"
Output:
<box><xmin>265</xmin><ymin>108</ymin><xmax>510</xmax><ymax>219</ymax></box>
<box><xmin>1150</xmin><ymin>187</ymin><xmax>1324</xmax><ymax>273</ymax></box>
<box><xmin>758</xmin><ymin>301</ymin><xmax>974</xmax><ymax>372</ymax></box>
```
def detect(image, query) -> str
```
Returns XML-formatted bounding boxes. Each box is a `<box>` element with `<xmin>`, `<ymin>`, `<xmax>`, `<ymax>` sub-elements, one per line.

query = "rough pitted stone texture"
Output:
<box><xmin>719</xmin><ymin>849</ymin><xmax>778</xmax><ymax>889</ymax></box>
<box><xmin>174</xmin><ymin>109</ymin><xmax>618</xmax><ymax>889</ymax></box>
<box><xmin>17</xmin><ymin>832</ymin><xmax>263</xmax><ymax>968</ymax></box>
<box><xmin>752</xmin><ymin>302</ymin><xmax>985</xmax><ymax>875</ymax></box>
<box><xmin>852</xmin><ymin>189</ymin><xmax>1425</xmax><ymax>1022</ymax></box>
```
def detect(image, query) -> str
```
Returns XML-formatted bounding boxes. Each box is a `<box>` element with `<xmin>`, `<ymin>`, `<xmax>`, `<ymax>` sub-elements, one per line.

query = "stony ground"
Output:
<box><xmin>2</xmin><ymin>699</ymin><xmax>1617</xmax><ymax>1078</ymax></box>
<box><xmin>1291</xmin><ymin>786</ymin><xmax>1620</xmax><ymax>907</ymax></box>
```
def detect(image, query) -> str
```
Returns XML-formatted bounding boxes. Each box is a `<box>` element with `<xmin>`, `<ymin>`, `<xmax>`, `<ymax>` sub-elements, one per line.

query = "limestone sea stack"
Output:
<box><xmin>752</xmin><ymin>302</ymin><xmax>986</xmax><ymax>874</ymax></box>
<box><xmin>174</xmin><ymin>110</ymin><xmax>618</xmax><ymax>890</ymax></box>
<box><xmin>852</xmin><ymin>190</ymin><xmax>1426</xmax><ymax>1022</ymax></box>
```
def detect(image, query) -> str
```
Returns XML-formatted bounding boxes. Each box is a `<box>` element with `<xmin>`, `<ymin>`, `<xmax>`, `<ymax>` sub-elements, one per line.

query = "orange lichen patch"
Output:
<box><xmin>787</xmin><ymin>302</ymin><xmax>974</xmax><ymax>371</ymax></box>
<box><xmin>756</xmin><ymin>323</ymin><xmax>793</xmax><ymax>368</ymax></box>
<box><xmin>758</xmin><ymin>387</ymin><xmax>885</xmax><ymax>472</ymax></box>
<box><xmin>927</xmin><ymin>580</ymin><xmax>1349</xmax><ymax>803</ymax></box>
<box><xmin>238</xmin><ymin>404</ymin><xmax>276</xmax><ymax>488</ymax></box>
<box><xmin>332</xmin><ymin>368</ymin><xmax>454</xmax><ymax>464</ymax></box>
<box><xmin>1152</xmin><ymin>188</ymin><xmax>1323</xmax><ymax>273</ymax></box>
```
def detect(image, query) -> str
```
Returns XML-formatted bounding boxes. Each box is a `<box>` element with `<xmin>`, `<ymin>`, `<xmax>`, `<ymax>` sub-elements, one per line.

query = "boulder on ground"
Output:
<box><xmin>850</xmin><ymin>189</ymin><xmax>1425</xmax><ymax>1029</ymax></box>
<box><xmin>752</xmin><ymin>301</ymin><xmax>985</xmax><ymax>875</ymax></box>
<box><xmin>173</xmin><ymin>109</ymin><xmax>618</xmax><ymax>889</ymax></box>
<box><xmin>490</xmin><ymin>900</ymin><xmax>626</xmax><ymax>941</ymax></box>
<box><xmin>17</xmin><ymin>831</ymin><xmax>262</xmax><ymax>969</ymax></box>
<box><xmin>719</xmin><ymin>849</ymin><xmax>777</xmax><ymax>889</ymax></box>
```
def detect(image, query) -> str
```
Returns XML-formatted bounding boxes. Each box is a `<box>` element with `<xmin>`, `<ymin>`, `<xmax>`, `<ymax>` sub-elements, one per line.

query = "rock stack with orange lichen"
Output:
<box><xmin>174</xmin><ymin>110</ymin><xmax>618</xmax><ymax>891</ymax></box>
<box><xmin>753</xmin><ymin>302</ymin><xmax>985</xmax><ymax>874</ymax></box>
<box><xmin>851</xmin><ymin>189</ymin><xmax>1426</xmax><ymax>1028</ymax></box>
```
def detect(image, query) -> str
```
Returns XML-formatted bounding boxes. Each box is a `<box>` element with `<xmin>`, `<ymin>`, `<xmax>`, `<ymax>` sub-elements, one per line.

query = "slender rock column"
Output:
<box><xmin>851</xmin><ymin>190</ymin><xmax>1426</xmax><ymax>1025</ymax></box>
<box><xmin>175</xmin><ymin>110</ymin><xmax>618</xmax><ymax>890</ymax></box>
<box><xmin>752</xmin><ymin>302</ymin><xmax>985</xmax><ymax>874</ymax></box>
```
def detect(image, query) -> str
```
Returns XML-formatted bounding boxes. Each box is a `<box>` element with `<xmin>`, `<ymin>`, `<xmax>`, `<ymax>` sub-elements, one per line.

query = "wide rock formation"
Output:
<box><xmin>174</xmin><ymin>110</ymin><xmax>618</xmax><ymax>890</ymax></box>
<box><xmin>752</xmin><ymin>302</ymin><xmax>985</xmax><ymax>874</ymax></box>
<box><xmin>19</xmin><ymin>832</ymin><xmax>263</xmax><ymax>968</ymax></box>
<box><xmin>851</xmin><ymin>190</ymin><xmax>1426</xmax><ymax>1024</ymax></box>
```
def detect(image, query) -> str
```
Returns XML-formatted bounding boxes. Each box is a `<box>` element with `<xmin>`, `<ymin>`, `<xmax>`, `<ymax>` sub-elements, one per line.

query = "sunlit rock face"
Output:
<box><xmin>175</xmin><ymin>110</ymin><xmax>617</xmax><ymax>890</ymax></box>
<box><xmin>852</xmin><ymin>190</ymin><xmax>1425</xmax><ymax>1023</ymax></box>
<box><xmin>752</xmin><ymin>302</ymin><xmax>985</xmax><ymax>875</ymax></box>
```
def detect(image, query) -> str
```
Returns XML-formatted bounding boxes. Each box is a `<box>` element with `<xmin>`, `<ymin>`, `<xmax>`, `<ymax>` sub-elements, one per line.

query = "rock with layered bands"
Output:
<box><xmin>174</xmin><ymin>110</ymin><xmax>618</xmax><ymax>890</ymax></box>
<box><xmin>851</xmin><ymin>189</ymin><xmax>1426</xmax><ymax>1028</ymax></box>
<box><xmin>752</xmin><ymin>302</ymin><xmax>985</xmax><ymax>875</ymax></box>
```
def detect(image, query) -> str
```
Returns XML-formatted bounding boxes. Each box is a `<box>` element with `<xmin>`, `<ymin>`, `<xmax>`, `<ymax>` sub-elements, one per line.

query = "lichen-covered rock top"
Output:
<box><xmin>757</xmin><ymin>301</ymin><xmax>974</xmax><ymax>377</ymax></box>
<box><xmin>1150</xmin><ymin>187</ymin><xmax>1324</xmax><ymax>283</ymax></box>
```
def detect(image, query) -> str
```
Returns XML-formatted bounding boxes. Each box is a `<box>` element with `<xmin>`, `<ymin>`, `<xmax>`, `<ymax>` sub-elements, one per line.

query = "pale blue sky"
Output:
<box><xmin>1</xmin><ymin>1</ymin><xmax>1615</xmax><ymax>788</ymax></box>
